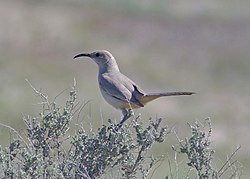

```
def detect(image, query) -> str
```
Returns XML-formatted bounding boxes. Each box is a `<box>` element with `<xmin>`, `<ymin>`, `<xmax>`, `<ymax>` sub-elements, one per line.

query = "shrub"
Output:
<box><xmin>0</xmin><ymin>81</ymin><xmax>168</xmax><ymax>178</ymax></box>
<box><xmin>0</xmin><ymin>81</ymin><xmax>242</xmax><ymax>178</ymax></box>
<box><xmin>169</xmin><ymin>119</ymin><xmax>242</xmax><ymax>179</ymax></box>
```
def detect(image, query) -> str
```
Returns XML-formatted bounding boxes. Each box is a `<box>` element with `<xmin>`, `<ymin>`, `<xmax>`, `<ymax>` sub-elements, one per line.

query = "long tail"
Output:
<box><xmin>139</xmin><ymin>92</ymin><xmax>195</xmax><ymax>105</ymax></box>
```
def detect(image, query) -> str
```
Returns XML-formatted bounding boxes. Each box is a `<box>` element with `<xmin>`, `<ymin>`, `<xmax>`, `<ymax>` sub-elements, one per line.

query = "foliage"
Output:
<box><xmin>169</xmin><ymin>119</ymin><xmax>242</xmax><ymax>179</ymax></box>
<box><xmin>0</xmin><ymin>81</ymin><xmax>168</xmax><ymax>178</ymax></box>
<box><xmin>0</xmin><ymin>81</ymin><xmax>242</xmax><ymax>178</ymax></box>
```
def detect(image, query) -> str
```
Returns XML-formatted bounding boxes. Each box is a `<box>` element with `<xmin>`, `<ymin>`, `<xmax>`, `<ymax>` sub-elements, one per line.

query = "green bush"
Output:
<box><xmin>0</xmin><ymin>81</ymin><xmax>242</xmax><ymax>178</ymax></box>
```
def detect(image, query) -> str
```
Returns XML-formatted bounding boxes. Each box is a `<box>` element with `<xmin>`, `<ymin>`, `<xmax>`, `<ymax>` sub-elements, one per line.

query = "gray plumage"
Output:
<box><xmin>74</xmin><ymin>50</ymin><xmax>194</xmax><ymax>127</ymax></box>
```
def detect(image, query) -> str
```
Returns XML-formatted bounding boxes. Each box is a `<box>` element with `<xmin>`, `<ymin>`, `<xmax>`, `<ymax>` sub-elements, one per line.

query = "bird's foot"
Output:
<box><xmin>115</xmin><ymin>109</ymin><xmax>134</xmax><ymax>130</ymax></box>
<box><xmin>128</xmin><ymin>109</ymin><xmax>134</xmax><ymax>118</ymax></box>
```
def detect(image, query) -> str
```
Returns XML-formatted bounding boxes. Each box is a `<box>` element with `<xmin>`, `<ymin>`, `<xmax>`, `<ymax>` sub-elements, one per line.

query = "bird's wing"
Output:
<box><xmin>99</xmin><ymin>73</ymin><xmax>144</xmax><ymax>107</ymax></box>
<box><xmin>122</xmin><ymin>75</ymin><xmax>146</xmax><ymax>101</ymax></box>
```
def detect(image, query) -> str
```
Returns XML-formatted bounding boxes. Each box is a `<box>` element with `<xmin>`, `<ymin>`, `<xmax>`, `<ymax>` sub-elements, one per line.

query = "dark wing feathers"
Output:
<box><xmin>99</xmin><ymin>73</ymin><xmax>145</xmax><ymax>107</ymax></box>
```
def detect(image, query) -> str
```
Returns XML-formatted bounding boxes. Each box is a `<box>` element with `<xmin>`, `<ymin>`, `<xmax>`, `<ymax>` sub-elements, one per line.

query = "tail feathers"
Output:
<box><xmin>151</xmin><ymin>92</ymin><xmax>195</xmax><ymax>96</ymax></box>
<box><xmin>139</xmin><ymin>92</ymin><xmax>195</xmax><ymax>105</ymax></box>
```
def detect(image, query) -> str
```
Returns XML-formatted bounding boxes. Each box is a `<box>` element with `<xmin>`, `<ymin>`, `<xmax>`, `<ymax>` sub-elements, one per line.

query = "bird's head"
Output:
<box><xmin>73</xmin><ymin>50</ymin><xmax>115</xmax><ymax>68</ymax></box>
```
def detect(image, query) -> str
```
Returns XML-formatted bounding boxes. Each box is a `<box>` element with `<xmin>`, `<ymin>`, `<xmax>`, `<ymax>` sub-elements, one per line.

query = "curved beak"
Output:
<box><xmin>73</xmin><ymin>52</ymin><xmax>91</xmax><ymax>59</ymax></box>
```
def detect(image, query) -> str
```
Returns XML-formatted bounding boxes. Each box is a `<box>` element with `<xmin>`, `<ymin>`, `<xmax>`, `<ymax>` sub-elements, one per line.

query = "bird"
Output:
<box><xmin>73</xmin><ymin>50</ymin><xmax>194</xmax><ymax>128</ymax></box>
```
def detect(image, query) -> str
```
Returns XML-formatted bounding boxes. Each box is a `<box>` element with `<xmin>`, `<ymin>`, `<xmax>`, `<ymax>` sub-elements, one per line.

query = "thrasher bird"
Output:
<box><xmin>74</xmin><ymin>50</ymin><xmax>194</xmax><ymax>127</ymax></box>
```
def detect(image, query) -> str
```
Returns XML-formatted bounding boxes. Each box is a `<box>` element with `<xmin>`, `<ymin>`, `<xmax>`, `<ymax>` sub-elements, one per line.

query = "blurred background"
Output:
<box><xmin>0</xmin><ymin>0</ymin><xmax>250</xmax><ymax>177</ymax></box>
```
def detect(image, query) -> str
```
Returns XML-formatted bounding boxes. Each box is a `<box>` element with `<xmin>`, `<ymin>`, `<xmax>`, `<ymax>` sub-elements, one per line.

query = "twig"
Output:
<box><xmin>149</xmin><ymin>155</ymin><xmax>164</xmax><ymax>179</ymax></box>
<box><xmin>0</xmin><ymin>123</ymin><xmax>29</xmax><ymax>148</ymax></box>
<box><xmin>25</xmin><ymin>79</ymin><xmax>48</xmax><ymax>101</ymax></box>
<box><xmin>53</xmin><ymin>88</ymin><xmax>69</xmax><ymax>103</ymax></box>
<box><xmin>218</xmin><ymin>145</ymin><xmax>241</xmax><ymax>177</ymax></box>
<box><xmin>166</xmin><ymin>154</ymin><xmax>174</xmax><ymax>179</ymax></box>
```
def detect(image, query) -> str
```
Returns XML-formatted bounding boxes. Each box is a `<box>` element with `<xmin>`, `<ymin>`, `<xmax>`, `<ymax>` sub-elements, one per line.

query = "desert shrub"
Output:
<box><xmin>0</xmin><ymin>81</ymin><xmax>242</xmax><ymax>178</ymax></box>
<box><xmin>169</xmin><ymin>119</ymin><xmax>242</xmax><ymax>179</ymax></box>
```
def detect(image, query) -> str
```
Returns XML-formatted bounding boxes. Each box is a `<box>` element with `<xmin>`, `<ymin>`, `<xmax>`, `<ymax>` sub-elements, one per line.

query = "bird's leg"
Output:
<box><xmin>122</xmin><ymin>108</ymin><xmax>134</xmax><ymax>123</ymax></box>
<box><xmin>116</xmin><ymin>109</ymin><xmax>134</xmax><ymax>129</ymax></box>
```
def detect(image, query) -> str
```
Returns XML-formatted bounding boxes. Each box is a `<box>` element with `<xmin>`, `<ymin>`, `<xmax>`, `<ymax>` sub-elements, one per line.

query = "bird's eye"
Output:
<box><xmin>96</xmin><ymin>52</ymin><xmax>100</xmax><ymax>57</ymax></box>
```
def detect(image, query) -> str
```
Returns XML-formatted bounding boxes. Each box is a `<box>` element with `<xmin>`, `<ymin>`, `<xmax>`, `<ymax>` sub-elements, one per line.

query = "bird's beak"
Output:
<box><xmin>73</xmin><ymin>53</ymin><xmax>91</xmax><ymax>59</ymax></box>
